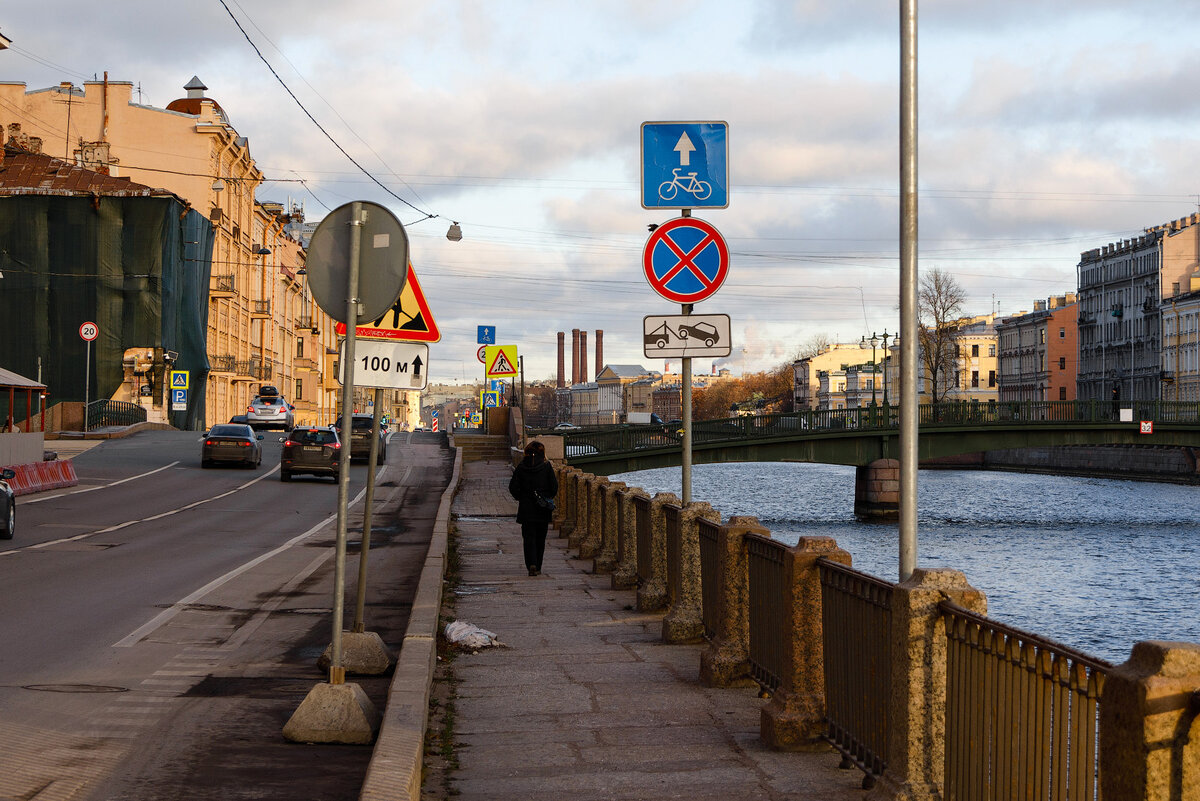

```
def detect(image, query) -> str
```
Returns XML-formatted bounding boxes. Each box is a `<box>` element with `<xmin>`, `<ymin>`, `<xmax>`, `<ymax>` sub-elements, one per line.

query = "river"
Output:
<box><xmin>610</xmin><ymin>463</ymin><xmax>1200</xmax><ymax>664</ymax></box>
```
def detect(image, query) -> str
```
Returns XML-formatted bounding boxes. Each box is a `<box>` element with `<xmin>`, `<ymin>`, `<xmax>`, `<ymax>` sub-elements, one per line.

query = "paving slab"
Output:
<box><xmin>447</xmin><ymin>459</ymin><xmax>865</xmax><ymax>800</ymax></box>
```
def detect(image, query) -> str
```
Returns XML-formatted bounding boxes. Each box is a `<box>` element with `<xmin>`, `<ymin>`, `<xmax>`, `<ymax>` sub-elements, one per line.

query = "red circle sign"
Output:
<box><xmin>79</xmin><ymin>321</ymin><xmax>99</xmax><ymax>342</ymax></box>
<box><xmin>642</xmin><ymin>217</ymin><xmax>729</xmax><ymax>304</ymax></box>
<box><xmin>476</xmin><ymin>345</ymin><xmax>487</xmax><ymax>364</ymax></box>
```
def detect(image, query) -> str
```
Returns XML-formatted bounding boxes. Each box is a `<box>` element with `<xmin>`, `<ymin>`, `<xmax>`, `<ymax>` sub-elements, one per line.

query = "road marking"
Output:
<box><xmin>113</xmin><ymin>482</ymin><xmax>371</xmax><ymax>648</ymax></box>
<box><xmin>21</xmin><ymin>461</ymin><xmax>181</xmax><ymax>504</ymax></box>
<box><xmin>1</xmin><ymin>467</ymin><xmax>281</xmax><ymax>557</ymax></box>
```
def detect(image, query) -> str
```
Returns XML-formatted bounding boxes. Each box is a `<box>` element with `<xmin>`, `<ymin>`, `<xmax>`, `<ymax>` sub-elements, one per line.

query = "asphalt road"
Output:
<box><xmin>0</xmin><ymin>428</ymin><xmax>453</xmax><ymax>801</ymax></box>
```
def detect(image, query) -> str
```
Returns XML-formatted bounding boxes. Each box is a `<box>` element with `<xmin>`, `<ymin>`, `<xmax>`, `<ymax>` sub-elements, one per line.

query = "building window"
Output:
<box><xmin>988</xmin><ymin>345</ymin><xmax>996</xmax><ymax>357</ymax></box>
<box><xmin>1059</xmin><ymin>327</ymin><xmax>1065</xmax><ymax>339</ymax></box>
<box><xmin>972</xmin><ymin>344</ymin><xmax>979</xmax><ymax>357</ymax></box>
<box><xmin>295</xmin><ymin>379</ymin><xmax>303</xmax><ymax>400</ymax></box>
<box><xmin>988</xmin><ymin>370</ymin><xmax>996</xmax><ymax>387</ymax></box>
<box><xmin>1059</xmin><ymin>357</ymin><xmax>1066</xmax><ymax>370</ymax></box>
<box><xmin>1040</xmin><ymin>329</ymin><xmax>1046</xmax><ymax>344</ymax></box>
<box><xmin>1059</xmin><ymin>386</ymin><xmax>1067</xmax><ymax>400</ymax></box>
<box><xmin>971</xmin><ymin>371</ymin><xmax>979</xmax><ymax>388</ymax></box>
<box><xmin>296</xmin><ymin>337</ymin><xmax>304</xmax><ymax>358</ymax></box>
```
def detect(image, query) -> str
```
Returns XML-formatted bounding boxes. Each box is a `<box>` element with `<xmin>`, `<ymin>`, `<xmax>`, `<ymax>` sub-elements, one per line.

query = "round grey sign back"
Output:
<box><xmin>305</xmin><ymin>201</ymin><xmax>409</xmax><ymax>324</ymax></box>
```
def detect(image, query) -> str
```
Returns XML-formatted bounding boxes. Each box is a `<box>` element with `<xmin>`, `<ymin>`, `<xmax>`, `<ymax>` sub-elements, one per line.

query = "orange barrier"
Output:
<box><xmin>5</xmin><ymin>460</ymin><xmax>78</xmax><ymax>496</ymax></box>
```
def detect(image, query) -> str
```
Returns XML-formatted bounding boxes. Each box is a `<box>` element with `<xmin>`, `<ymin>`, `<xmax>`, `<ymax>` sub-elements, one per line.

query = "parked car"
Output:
<box><xmin>333</xmin><ymin>413</ymin><xmax>387</xmax><ymax>463</ymax></box>
<box><xmin>554</xmin><ymin>422</ymin><xmax>580</xmax><ymax>431</ymax></box>
<box><xmin>0</xmin><ymin>467</ymin><xmax>15</xmax><ymax>540</ymax></box>
<box><xmin>677</xmin><ymin>321</ymin><xmax>720</xmax><ymax>347</ymax></box>
<box><xmin>280</xmin><ymin>426</ymin><xmax>341</xmax><ymax>482</ymax></box>
<box><xmin>246</xmin><ymin>393</ymin><xmax>295</xmax><ymax>430</ymax></box>
<box><xmin>201</xmin><ymin>423</ymin><xmax>264</xmax><ymax>468</ymax></box>
<box><xmin>228</xmin><ymin>414</ymin><xmax>250</xmax><ymax>425</ymax></box>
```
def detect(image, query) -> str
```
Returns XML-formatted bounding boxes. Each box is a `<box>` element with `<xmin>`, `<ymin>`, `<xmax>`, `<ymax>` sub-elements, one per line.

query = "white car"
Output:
<box><xmin>554</xmin><ymin>422</ymin><xmax>580</xmax><ymax>430</ymax></box>
<box><xmin>246</xmin><ymin>394</ymin><xmax>295</xmax><ymax>430</ymax></box>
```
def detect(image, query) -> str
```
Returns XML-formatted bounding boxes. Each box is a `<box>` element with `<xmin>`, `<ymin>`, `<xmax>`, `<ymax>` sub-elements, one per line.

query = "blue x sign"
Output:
<box><xmin>641</xmin><ymin>121</ymin><xmax>729</xmax><ymax>209</ymax></box>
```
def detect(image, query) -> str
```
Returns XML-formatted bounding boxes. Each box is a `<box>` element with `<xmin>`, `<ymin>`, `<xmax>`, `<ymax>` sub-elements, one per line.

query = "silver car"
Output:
<box><xmin>246</xmin><ymin>394</ymin><xmax>295</xmax><ymax>430</ymax></box>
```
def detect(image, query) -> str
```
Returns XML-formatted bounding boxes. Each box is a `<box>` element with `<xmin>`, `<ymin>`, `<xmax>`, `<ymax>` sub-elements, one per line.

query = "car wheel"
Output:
<box><xmin>280</xmin><ymin>470</ymin><xmax>292</xmax><ymax>482</ymax></box>
<box><xmin>0</xmin><ymin>498</ymin><xmax>13</xmax><ymax>540</ymax></box>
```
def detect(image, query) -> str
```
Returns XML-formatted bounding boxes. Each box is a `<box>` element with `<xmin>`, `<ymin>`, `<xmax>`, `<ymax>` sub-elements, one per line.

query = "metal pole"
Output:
<box><xmin>331</xmin><ymin>201</ymin><xmax>364</xmax><ymax>684</ymax></box>
<box><xmin>899</xmin><ymin>0</ymin><xmax>919</xmax><ymax>582</ymax></box>
<box><xmin>84</xmin><ymin>340</ymin><xmax>90</xmax><ymax>432</ymax></box>
<box><xmin>352</xmin><ymin>387</ymin><xmax>383</xmax><ymax>634</ymax></box>
<box><xmin>681</xmin><ymin>302</ymin><xmax>693</xmax><ymax>505</ymax></box>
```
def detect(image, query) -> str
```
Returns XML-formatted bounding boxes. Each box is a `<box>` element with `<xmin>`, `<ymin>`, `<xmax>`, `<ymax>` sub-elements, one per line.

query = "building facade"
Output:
<box><xmin>996</xmin><ymin>296</ymin><xmax>1078</xmax><ymax>402</ymax></box>
<box><xmin>793</xmin><ymin>342</ymin><xmax>889</xmax><ymax>409</ymax></box>
<box><xmin>1162</xmin><ymin>288</ymin><xmax>1200</xmax><ymax>402</ymax></box>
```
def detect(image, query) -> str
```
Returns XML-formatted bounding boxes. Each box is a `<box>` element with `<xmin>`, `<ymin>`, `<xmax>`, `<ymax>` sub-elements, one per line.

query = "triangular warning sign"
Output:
<box><xmin>486</xmin><ymin>348</ymin><xmax>517</xmax><ymax>378</ymax></box>
<box><xmin>336</xmin><ymin>262</ymin><xmax>441</xmax><ymax>342</ymax></box>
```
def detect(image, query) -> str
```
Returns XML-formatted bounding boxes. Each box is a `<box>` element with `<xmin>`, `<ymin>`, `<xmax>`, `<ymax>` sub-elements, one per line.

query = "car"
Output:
<box><xmin>0</xmin><ymin>467</ymin><xmax>15</xmax><ymax>540</ymax></box>
<box><xmin>554</xmin><ymin>422</ymin><xmax>580</xmax><ymax>430</ymax></box>
<box><xmin>246</xmin><ymin>393</ymin><xmax>295</xmax><ymax>430</ymax></box>
<box><xmin>677</xmin><ymin>321</ymin><xmax>720</xmax><ymax>347</ymax></box>
<box><xmin>280</xmin><ymin>426</ymin><xmax>341</xmax><ymax>482</ymax></box>
<box><xmin>333</xmin><ymin>413</ymin><xmax>387</xmax><ymax>463</ymax></box>
<box><xmin>201</xmin><ymin>423</ymin><xmax>264</xmax><ymax>468</ymax></box>
<box><xmin>228</xmin><ymin>414</ymin><xmax>250</xmax><ymax>425</ymax></box>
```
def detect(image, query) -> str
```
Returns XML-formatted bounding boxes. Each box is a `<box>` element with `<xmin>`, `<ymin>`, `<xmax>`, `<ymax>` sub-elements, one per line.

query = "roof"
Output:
<box><xmin>600</xmin><ymin>364</ymin><xmax>652</xmax><ymax>378</ymax></box>
<box><xmin>0</xmin><ymin>365</ymin><xmax>46</xmax><ymax>390</ymax></box>
<box><xmin>0</xmin><ymin>144</ymin><xmax>179</xmax><ymax>199</ymax></box>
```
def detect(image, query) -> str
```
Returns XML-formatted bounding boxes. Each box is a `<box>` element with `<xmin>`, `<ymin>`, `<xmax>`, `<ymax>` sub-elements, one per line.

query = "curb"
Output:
<box><xmin>5</xmin><ymin>460</ymin><xmax>79</xmax><ymax>496</ymax></box>
<box><xmin>358</xmin><ymin>446</ymin><xmax>462</xmax><ymax>801</ymax></box>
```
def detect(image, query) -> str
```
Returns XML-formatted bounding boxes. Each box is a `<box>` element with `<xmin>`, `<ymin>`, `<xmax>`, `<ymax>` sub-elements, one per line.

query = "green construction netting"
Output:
<box><xmin>0</xmin><ymin>195</ymin><xmax>214</xmax><ymax>430</ymax></box>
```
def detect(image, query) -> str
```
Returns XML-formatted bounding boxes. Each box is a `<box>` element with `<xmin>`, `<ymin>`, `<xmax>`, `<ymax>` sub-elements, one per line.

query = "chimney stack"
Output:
<box><xmin>557</xmin><ymin>332</ymin><xmax>566</xmax><ymax>388</ymax></box>
<box><xmin>576</xmin><ymin>328</ymin><xmax>585</xmax><ymax>383</ymax></box>
<box><xmin>580</xmin><ymin>331</ymin><xmax>588</xmax><ymax>382</ymax></box>
<box><xmin>595</xmin><ymin>329</ymin><xmax>603</xmax><ymax>376</ymax></box>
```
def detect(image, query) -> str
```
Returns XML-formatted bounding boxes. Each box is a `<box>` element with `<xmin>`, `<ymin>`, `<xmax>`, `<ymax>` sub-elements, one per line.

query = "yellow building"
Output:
<box><xmin>793</xmin><ymin>342</ymin><xmax>891</xmax><ymax>409</ymax></box>
<box><xmin>0</xmin><ymin>76</ymin><xmax>340</xmax><ymax>426</ymax></box>
<box><xmin>917</xmin><ymin>314</ymin><xmax>999</xmax><ymax>404</ymax></box>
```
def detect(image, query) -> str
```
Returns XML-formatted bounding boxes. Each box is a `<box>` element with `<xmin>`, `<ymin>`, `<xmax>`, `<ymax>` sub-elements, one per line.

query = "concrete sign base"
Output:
<box><xmin>282</xmin><ymin>682</ymin><xmax>381</xmax><ymax>744</ymax></box>
<box><xmin>318</xmin><ymin>630</ymin><xmax>395</xmax><ymax>675</ymax></box>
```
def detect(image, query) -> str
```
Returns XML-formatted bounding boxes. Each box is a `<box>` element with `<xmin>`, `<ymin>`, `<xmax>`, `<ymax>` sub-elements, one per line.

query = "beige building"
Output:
<box><xmin>793</xmin><ymin>342</ymin><xmax>891</xmax><ymax>409</ymax></box>
<box><xmin>918</xmin><ymin>314</ymin><xmax>1000</xmax><ymax>404</ymax></box>
<box><xmin>0</xmin><ymin>76</ymin><xmax>340</xmax><ymax>426</ymax></box>
<box><xmin>1162</xmin><ymin>288</ymin><xmax>1200</xmax><ymax>402</ymax></box>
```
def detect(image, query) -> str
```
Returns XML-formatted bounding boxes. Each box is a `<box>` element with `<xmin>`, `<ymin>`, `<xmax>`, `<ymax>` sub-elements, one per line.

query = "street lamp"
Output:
<box><xmin>861</xmin><ymin>329</ymin><xmax>892</xmax><ymax>411</ymax></box>
<box><xmin>859</xmin><ymin>333</ymin><xmax>880</xmax><ymax>407</ymax></box>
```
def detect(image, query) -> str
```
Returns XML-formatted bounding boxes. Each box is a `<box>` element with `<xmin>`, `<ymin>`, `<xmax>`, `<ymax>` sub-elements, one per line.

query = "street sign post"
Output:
<box><xmin>306</xmin><ymin>201</ymin><xmax>408</xmax><ymax>324</ymax></box>
<box><xmin>79</xmin><ymin>321</ymin><xmax>98</xmax><ymax>432</ymax></box>
<box><xmin>643</xmin><ymin>313</ymin><xmax>731</xmax><ymax>359</ymax></box>
<box><xmin>641</xmin><ymin>121</ymin><xmax>729</xmax><ymax>209</ymax></box>
<box><xmin>340</xmin><ymin>339</ymin><xmax>429</xmax><ymax>391</ymax></box>
<box><xmin>171</xmin><ymin>388</ymin><xmax>187</xmax><ymax>411</ymax></box>
<box><xmin>643</xmin><ymin>217</ymin><xmax>730</xmax><ymax>304</ymax></box>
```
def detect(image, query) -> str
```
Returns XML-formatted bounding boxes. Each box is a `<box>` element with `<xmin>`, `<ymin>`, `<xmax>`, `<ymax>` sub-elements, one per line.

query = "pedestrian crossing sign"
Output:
<box><xmin>170</xmin><ymin>370</ymin><xmax>188</xmax><ymax>389</ymax></box>
<box><xmin>481</xmin><ymin>390</ymin><xmax>500</xmax><ymax>408</ymax></box>
<box><xmin>485</xmin><ymin>345</ymin><xmax>518</xmax><ymax>378</ymax></box>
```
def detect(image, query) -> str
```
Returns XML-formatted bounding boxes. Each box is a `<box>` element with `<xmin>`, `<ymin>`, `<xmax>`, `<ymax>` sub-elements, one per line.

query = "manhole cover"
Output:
<box><xmin>24</xmin><ymin>684</ymin><xmax>128</xmax><ymax>694</ymax></box>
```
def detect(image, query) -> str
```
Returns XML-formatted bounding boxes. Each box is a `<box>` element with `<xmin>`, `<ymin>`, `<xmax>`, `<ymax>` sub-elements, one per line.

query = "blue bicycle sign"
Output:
<box><xmin>641</xmin><ymin>121</ymin><xmax>728</xmax><ymax>209</ymax></box>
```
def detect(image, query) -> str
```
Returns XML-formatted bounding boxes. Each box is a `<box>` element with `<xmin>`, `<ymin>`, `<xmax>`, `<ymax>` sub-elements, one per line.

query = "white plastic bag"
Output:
<box><xmin>443</xmin><ymin>620</ymin><xmax>501</xmax><ymax>649</ymax></box>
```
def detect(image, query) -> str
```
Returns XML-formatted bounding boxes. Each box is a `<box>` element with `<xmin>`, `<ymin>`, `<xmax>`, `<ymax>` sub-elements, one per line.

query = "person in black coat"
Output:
<box><xmin>508</xmin><ymin>440</ymin><xmax>558</xmax><ymax>576</ymax></box>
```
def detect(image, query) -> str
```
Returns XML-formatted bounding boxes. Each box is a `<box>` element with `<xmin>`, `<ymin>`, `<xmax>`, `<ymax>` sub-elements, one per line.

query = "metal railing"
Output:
<box><xmin>633</xmin><ymin>494</ymin><xmax>652</xmax><ymax>585</ymax></box>
<box><xmin>663</xmin><ymin>504</ymin><xmax>682</xmax><ymax>607</ymax></box>
<box><xmin>941</xmin><ymin>601</ymin><xmax>1111</xmax><ymax>801</ymax></box>
<box><xmin>560</xmin><ymin>399</ymin><xmax>1200</xmax><ymax>459</ymax></box>
<box><xmin>211</xmin><ymin>274</ymin><xmax>235</xmax><ymax>293</ymax></box>
<box><xmin>697</xmin><ymin>518</ymin><xmax>721</xmax><ymax>640</ymax></box>
<box><xmin>85</xmin><ymin>399</ymin><xmax>147</xmax><ymax>430</ymax></box>
<box><xmin>235</xmin><ymin>361</ymin><xmax>272</xmax><ymax>380</ymax></box>
<box><xmin>210</xmin><ymin>354</ymin><xmax>235</xmax><ymax>372</ymax></box>
<box><xmin>746</xmin><ymin>533</ymin><xmax>788</xmax><ymax>693</ymax></box>
<box><xmin>820</xmin><ymin>559</ymin><xmax>893</xmax><ymax>782</ymax></box>
<box><xmin>251</xmin><ymin>299</ymin><xmax>270</xmax><ymax>315</ymax></box>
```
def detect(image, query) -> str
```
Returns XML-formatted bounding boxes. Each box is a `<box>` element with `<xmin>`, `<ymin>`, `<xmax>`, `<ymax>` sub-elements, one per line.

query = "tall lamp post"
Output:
<box><xmin>859</xmin><ymin>333</ymin><xmax>880</xmax><ymax>407</ymax></box>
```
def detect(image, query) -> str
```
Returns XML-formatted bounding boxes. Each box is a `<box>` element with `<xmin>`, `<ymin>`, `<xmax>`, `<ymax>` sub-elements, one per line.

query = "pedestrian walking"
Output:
<box><xmin>508</xmin><ymin>440</ymin><xmax>558</xmax><ymax>576</ymax></box>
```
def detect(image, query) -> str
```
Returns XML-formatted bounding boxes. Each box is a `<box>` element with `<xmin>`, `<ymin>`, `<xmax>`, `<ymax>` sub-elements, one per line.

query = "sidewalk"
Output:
<box><xmin>443</xmin><ymin>459</ymin><xmax>864</xmax><ymax>800</ymax></box>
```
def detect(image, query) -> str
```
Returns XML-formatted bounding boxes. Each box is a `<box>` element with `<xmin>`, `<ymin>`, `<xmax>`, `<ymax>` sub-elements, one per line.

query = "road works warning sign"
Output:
<box><xmin>485</xmin><ymin>345</ymin><xmax>518</xmax><ymax>378</ymax></box>
<box><xmin>336</xmin><ymin>262</ymin><xmax>441</xmax><ymax>342</ymax></box>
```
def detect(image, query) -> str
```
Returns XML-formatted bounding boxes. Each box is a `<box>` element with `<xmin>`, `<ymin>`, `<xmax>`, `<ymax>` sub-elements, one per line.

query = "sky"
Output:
<box><xmin>5</xmin><ymin>1</ymin><xmax>1200</xmax><ymax>383</ymax></box>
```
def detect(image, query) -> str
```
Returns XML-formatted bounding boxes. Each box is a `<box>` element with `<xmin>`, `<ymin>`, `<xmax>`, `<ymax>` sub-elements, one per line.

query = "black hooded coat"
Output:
<box><xmin>508</xmin><ymin>458</ymin><xmax>558</xmax><ymax>525</ymax></box>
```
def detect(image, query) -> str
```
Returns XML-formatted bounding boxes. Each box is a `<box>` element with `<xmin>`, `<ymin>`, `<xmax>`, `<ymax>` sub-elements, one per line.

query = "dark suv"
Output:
<box><xmin>334</xmin><ymin>413</ymin><xmax>387</xmax><ymax>463</ymax></box>
<box><xmin>280</xmin><ymin>426</ymin><xmax>341</xmax><ymax>482</ymax></box>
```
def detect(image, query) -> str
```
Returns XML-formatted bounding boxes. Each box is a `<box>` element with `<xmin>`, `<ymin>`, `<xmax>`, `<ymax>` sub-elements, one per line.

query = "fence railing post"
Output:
<box><xmin>558</xmin><ymin>469</ymin><xmax>579</xmax><ymax>540</ymax></box>
<box><xmin>662</xmin><ymin>501</ymin><xmax>721</xmax><ymax>644</ymax></box>
<box><xmin>612</xmin><ymin>487</ymin><xmax>648</xmax><ymax>590</ymax></box>
<box><xmin>636</xmin><ymin>493</ymin><xmax>680</xmax><ymax>613</ymax></box>
<box><xmin>551</xmin><ymin>465</ymin><xmax>571</xmax><ymax>533</ymax></box>
<box><xmin>577</xmin><ymin>476</ymin><xmax>609</xmax><ymax>559</ymax></box>
<box><xmin>1099</xmin><ymin>641</ymin><xmax>1200</xmax><ymax>801</ymax></box>
<box><xmin>761</xmin><ymin>536</ymin><xmax>851</xmax><ymax>751</ymax></box>
<box><xmin>868</xmin><ymin>568</ymin><xmax>986</xmax><ymax>801</ymax></box>
<box><xmin>568</xmin><ymin>474</ymin><xmax>592</xmax><ymax>552</ymax></box>
<box><xmin>700</xmin><ymin>516</ymin><xmax>768</xmax><ymax>688</ymax></box>
<box><xmin>593</xmin><ymin>480</ymin><xmax>626</xmax><ymax>574</ymax></box>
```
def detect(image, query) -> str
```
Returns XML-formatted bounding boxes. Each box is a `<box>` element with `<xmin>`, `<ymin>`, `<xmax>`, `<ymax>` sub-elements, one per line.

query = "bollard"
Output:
<box><xmin>636</xmin><ymin>492</ymin><xmax>679</xmax><ymax>613</ymax></box>
<box><xmin>662</xmin><ymin>501</ymin><xmax>720</xmax><ymax>644</ymax></box>
<box><xmin>577</xmin><ymin>476</ymin><xmax>609</xmax><ymax>560</ymax></box>
<box><xmin>700</xmin><ymin>516</ymin><xmax>768</xmax><ymax>688</ymax></box>
<box><xmin>611</xmin><ymin>487</ymin><xmax>648</xmax><ymax>590</ymax></box>
<box><xmin>593</xmin><ymin>481</ymin><xmax>625</xmax><ymax>574</ymax></box>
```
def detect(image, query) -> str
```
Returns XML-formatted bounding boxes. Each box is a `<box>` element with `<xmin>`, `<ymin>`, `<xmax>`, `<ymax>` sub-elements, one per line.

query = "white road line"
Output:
<box><xmin>1</xmin><ymin>466</ymin><xmax>281</xmax><ymax>557</ymax></box>
<box><xmin>22</xmin><ymin>461</ymin><xmax>182</xmax><ymax>504</ymax></box>
<box><xmin>113</xmin><ymin>482</ymin><xmax>370</xmax><ymax>648</ymax></box>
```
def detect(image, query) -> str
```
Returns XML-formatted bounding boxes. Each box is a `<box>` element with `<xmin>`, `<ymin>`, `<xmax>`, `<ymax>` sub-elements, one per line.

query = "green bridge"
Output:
<box><xmin>561</xmin><ymin>400</ymin><xmax>1200</xmax><ymax>476</ymax></box>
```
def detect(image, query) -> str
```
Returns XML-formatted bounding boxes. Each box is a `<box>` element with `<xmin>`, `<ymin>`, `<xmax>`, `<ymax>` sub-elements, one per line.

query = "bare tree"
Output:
<box><xmin>793</xmin><ymin>333</ymin><xmax>833</xmax><ymax>361</ymax></box>
<box><xmin>918</xmin><ymin>268</ymin><xmax>966</xmax><ymax>403</ymax></box>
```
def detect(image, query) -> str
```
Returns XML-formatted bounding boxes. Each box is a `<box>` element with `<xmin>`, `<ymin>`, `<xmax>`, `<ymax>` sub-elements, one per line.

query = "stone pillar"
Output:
<box><xmin>1100</xmin><ymin>641</ymin><xmax>1200</xmax><ymax>801</ymax></box>
<box><xmin>867</xmin><ymin>568</ymin><xmax>987</xmax><ymax>801</ymax></box>
<box><xmin>593</xmin><ymin>481</ymin><xmax>626</xmax><ymax>574</ymax></box>
<box><xmin>550</xmin><ymin>465</ymin><xmax>569</xmax><ymax>531</ymax></box>
<box><xmin>577</xmin><ymin>476</ymin><xmax>608</xmax><ymax>559</ymax></box>
<box><xmin>568</xmin><ymin>474</ymin><xmax>591</xmax><ymax>552</ymax></box>
<box><xmin>636</xmin><ymin>492</ymin><xmax>679</xmax><ymax>613</ymax></box>
<box><xmin>700</xmin><ymin>516</ymin><xmax>768</xmax><ymax>688</ymax></box>
<box><xmin>855</xmin><ymin>458</ymin><xmax>900</xmax><ymax>521</ymax></box>
<box><xmin>611</xmin><ymin>487</ymin><xmax>648</xmax><ymax>590</ymax></box>
<box><xmin>557</xmin><ymin>469</ymin><xmax>578</xmax><ymax>539</ymax></box>
<box><xmin>663</xmin><ymin>502</ymin><xmax>721</xmax><ymax>644</ymax></box>
<box><xmin>762</xmin><ymin>536</ymin><xmax>851</xmax><ymax>751</ymax></box>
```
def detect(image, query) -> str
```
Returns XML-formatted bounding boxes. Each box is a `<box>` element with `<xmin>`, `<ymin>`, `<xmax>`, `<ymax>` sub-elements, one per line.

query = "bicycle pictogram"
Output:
<box><xmin>657</xmin><ymin>168</ymin><xmax>713</xmax><ymax>202</ymax></box>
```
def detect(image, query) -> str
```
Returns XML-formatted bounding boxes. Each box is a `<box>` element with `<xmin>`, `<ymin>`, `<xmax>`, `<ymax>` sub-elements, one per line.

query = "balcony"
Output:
<box><xmin>1077</xmin><ymin>312</ymin><xmax>1095</xmax><ymax>326</ymax></box>
<box><xmin>251</xmin><ymin>299</ymin><xmax>270</xmax><ymax>318</ymax></box>
<box><xmin>233</xmin><ymin>361</ymin><xmax>272</xmax><ymax>381</ymax></box>
<box><xmin>210</xmin><ymin>274</ymin><xmax>235</xmax><ymax>297</ymax></box>
<box><xmin>210</xmin><ymin>354</ymin><xmax>235</xmax><ymax>373</ymax></box>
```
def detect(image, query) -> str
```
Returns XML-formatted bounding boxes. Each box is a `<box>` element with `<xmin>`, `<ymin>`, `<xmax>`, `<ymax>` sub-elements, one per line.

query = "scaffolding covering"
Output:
<box><xmin>0</xmin><ymin>195</ymin><xmax>214</xmax><ymax>429</ymax></box>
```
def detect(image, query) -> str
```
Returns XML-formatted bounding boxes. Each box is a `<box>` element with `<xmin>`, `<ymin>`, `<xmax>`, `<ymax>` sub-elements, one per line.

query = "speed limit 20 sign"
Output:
<box><xmin>79</xmin><ymin>321</ymin><xmax>99</xmax><ymax>341</ymax></box>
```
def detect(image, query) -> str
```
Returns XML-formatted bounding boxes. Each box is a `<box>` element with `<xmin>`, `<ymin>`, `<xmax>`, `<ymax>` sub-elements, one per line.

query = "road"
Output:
<box><xmin>0</xmin><ymin>428</ymin><xmax>454</xmax><ymax>801</ymax></box>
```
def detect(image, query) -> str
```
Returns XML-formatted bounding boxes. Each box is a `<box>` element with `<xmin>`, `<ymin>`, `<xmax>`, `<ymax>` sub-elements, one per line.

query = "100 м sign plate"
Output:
<box><xmin>340</xmin><ymin>340</ymin><xmax>429</xmax><ymax>390</ymax></box>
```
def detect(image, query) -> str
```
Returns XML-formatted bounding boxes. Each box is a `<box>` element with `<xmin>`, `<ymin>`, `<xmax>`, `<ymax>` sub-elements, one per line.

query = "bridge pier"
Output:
<box><xmin>854</xmin><ymin>458</ymin><xmax>899</xmax><ymax>521</ymax></box>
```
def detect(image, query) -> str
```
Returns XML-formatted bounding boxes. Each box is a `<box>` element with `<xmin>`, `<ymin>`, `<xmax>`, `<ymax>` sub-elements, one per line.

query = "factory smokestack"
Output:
<box><xmin>557</xmin><ymin>331</ymin><xmax>565</xmax><ymax>388</ymax></box>
<box><xmin>580</xmin><ymin>331</ymin><xmax>588</xmax><ymax>382</ymax></box>
<box><xmin>595</xmin><ymin>329</ymin><xmax>603</xmax><ymax>376</ymax></box>
<box><xmin>571</xmin><ymin>329</ymin><xmax>580</xmax><ymax>385</ymax></box>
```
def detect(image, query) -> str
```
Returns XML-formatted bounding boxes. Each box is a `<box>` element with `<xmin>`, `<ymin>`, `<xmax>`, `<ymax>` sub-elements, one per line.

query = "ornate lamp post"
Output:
<box><xmin>859</xmin><ymin>332</ymin><xmax>880</xmax><ymax>407</ymax></box>
<box><xmin>861</xmin><ymin>330</ymin><xmax>892</xmax><ymax>414</ymax></box>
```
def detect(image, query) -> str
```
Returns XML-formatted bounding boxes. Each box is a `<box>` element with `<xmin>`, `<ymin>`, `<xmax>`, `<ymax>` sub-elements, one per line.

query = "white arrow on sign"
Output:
<box><xmin>674</xmin><ymin>132</ymin><xmax>695</xmax><ymax>166</ymax></box>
